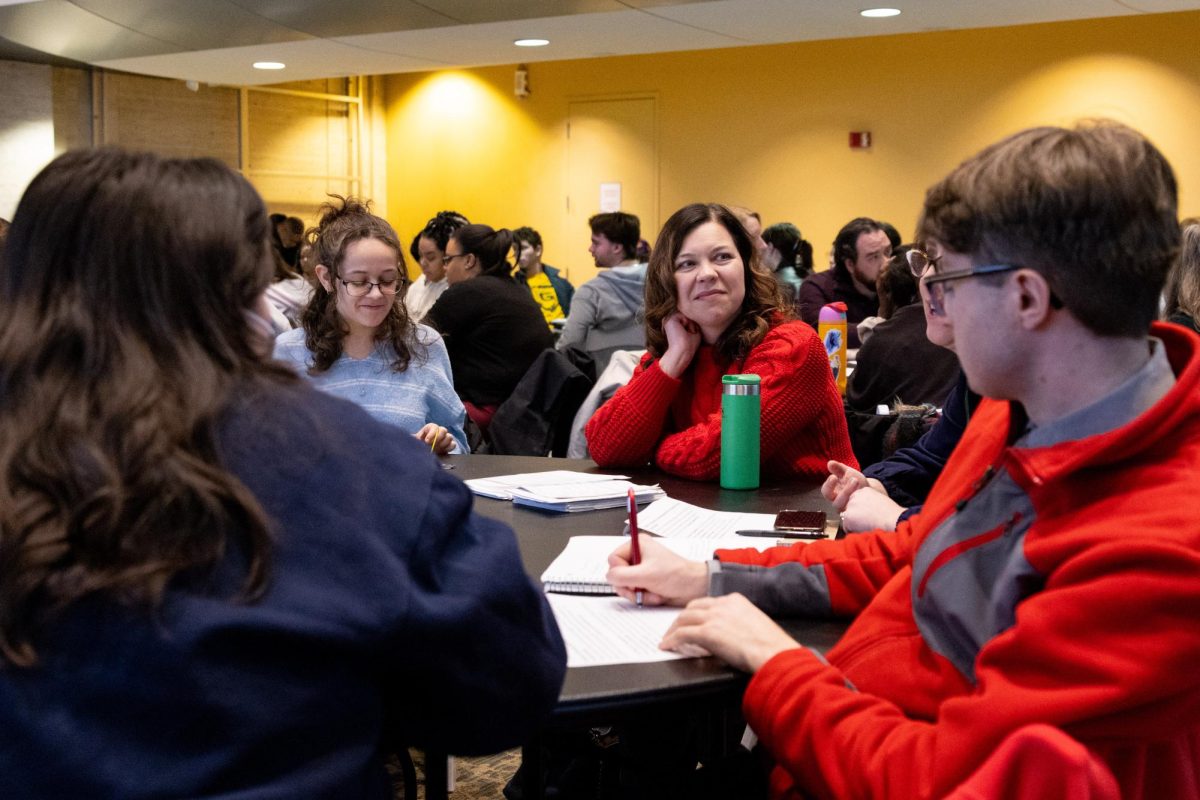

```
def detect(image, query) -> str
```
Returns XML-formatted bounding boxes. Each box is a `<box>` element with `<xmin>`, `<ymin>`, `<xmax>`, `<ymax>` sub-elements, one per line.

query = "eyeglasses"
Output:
<box><xmin>906</xmin><ymin>248</ymin><xmax>941</xmax><ymax>278</ymax></box>
<box><xmin>441</xmin><ymin>252</ymin><xmax>468</xmax><ymax>266</ymax></box>
<box><xmin>922</xmin><ymin>263</ymin><xmax>1020</xmax><ymax>316</ymax></box>
<box><xmin>336</xmin><ymin>276</ymin><xmax>401</xmax><ymax>297</ymax></box>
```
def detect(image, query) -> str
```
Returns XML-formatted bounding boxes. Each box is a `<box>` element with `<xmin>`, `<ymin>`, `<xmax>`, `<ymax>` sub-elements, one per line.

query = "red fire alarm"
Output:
<box><xmin>849</xmin><ymin>131</ymin><xmax>872</xmax><ymax>149</ymax></box>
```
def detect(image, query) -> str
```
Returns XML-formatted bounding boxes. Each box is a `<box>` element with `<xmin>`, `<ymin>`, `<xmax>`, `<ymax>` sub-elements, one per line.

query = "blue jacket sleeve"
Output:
<box><xmin>864</xmin><ymin>371</ymin><xmax>976</xmax><ymax>509</ymax></box>
<box><xmin>383</xmin><ymin>465</ymin><xmax>566</xmax><ymax>755</ymax></box>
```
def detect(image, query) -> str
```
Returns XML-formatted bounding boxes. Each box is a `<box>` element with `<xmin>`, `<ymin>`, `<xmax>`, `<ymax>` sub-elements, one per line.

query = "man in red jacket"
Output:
<box><xmin>608</xmin><ymin>121</ymin><xmax>1200</xmax><ymax>800</ymax></box>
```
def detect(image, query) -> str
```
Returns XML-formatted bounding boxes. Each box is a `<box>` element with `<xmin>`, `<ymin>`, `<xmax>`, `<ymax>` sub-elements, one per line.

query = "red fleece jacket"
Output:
<box><xmin>716</xmin><ymin>323</ymin><xmax>1200</xmax><ymax>800</ymax></box>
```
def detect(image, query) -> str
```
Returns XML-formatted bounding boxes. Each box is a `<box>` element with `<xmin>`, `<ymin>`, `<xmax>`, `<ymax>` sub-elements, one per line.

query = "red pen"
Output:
<box><xmin>627</xmin><ymin>487</ymin><xmax>644</xmax><ymax>606</ymax></box>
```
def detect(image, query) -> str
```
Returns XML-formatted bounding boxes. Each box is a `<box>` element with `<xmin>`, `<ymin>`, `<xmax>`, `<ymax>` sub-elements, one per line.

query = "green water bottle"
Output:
<box><xmin>721</xmin><ymin>374</ymin><xmax>761</xmax><ymax>490</ymax></box>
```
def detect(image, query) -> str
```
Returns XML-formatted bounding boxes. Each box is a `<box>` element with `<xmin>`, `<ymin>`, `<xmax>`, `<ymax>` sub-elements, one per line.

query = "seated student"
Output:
<box><xmin>586</xmin><ymin>202</ymin><xmax>856</xmax><ymax>481</ymax></box>
<box><xmin>273</xmin><ymin>197</ymin><xmax>468</xmax><ymax>454</ymax></box>
<box><xmin>829</xmin><ymin>256</ymin><xmax>978</xmax><ymax>532</ymax></box>
<box><xmin>556</xmin><ymin>211</ymin><xmax>647</xmax><ymax>373</ymax></box>
<box><xmin>798</xmin><ymin>217</ymin><xmax>891</xmax><ymax>349</ymax></box>
<box><xmin>424</xmin><ymin>224</ymin><xmax>553</xmax><ymax>429</ymax></box>
<box><xmin>513</xmin><ymin>225</ymin><xmax>574</xmax><ymax>324</ymax></box>
<box><xmin>846</xmin><ymin>248</ymin><xmax>960</xmax><ymax>414</ymax></box>
<box><xmin>405</xmin><ymin>210</ymin><xmax>467</xmax><ymax>322</ymax></box>
<box><xmin>0</xmin><ymin>148</ymin><xmax>566</xmax><ymax>797</ymax></box>
<box><xmin>607</xmin><ymin>122</ymin><xmax>1200</xmax><ymax>800</ymax></box>
<box><xmin>761</xmin><ymin>222</ymin><xmax>813</xmax><ymax>297</ymax></box>
<box><xmin>263</xmin><ymin>241</ymin><xmax>313</xmax><ymax>329</ymax></box>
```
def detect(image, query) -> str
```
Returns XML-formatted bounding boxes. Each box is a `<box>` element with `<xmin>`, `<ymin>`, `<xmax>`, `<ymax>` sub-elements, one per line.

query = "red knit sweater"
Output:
<box><xmin>585</xmin><ymin>320</ymin><xmax>857</xmax><ymax>480</ymax></box>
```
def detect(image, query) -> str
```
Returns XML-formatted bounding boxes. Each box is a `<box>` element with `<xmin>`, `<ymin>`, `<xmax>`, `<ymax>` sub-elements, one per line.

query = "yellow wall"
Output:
<box><xmin>384</xmin><ymin>11</ymin><xmax>1200</xmax><ymax>283</ymax></box>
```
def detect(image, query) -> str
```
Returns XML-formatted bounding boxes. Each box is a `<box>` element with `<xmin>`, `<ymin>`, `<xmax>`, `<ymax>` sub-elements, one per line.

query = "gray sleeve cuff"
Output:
<box><xmin>707</xmin><ymin>559</ymin><xmax>833</xmax><ymax>618</ymax></box>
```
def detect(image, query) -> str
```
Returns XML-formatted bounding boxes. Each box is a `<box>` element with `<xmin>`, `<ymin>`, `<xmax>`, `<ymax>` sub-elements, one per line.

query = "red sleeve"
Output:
<box><xmin>742</xmin><ymin>539</ymin><xmax>1200</xmax><ymax>799</ymax></box>
<box><xmin>654</xmin><ymin>323</ymin><xmax>848</xmax><ymax>480</ymax></box>
<box><xmin>585</xmin><ymin>354</ymin><xmax>681</xmax><ymax>468</ymax></box>
<box><xmin>715</xmin><ymin>521</ymin><xmax>920</xmax><ymax>615</ymax></box>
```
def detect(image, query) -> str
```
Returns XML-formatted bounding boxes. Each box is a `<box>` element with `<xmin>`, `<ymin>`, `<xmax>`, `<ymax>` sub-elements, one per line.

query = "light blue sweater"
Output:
<box><xmin>273</xmin><ymin>324</ymin><xmax>470</xmax><ymax>453</ymax></box>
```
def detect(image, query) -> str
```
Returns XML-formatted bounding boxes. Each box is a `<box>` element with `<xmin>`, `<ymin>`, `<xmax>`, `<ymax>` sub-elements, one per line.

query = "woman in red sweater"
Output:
<box><xmin>586</xmin><ymin>203</ymin><xmax>856</xmax><ymax>480</ymax></box>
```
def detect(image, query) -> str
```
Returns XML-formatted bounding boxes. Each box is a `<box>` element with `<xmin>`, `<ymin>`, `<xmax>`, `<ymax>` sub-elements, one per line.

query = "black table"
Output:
<box><xmin>426</xmin><ymin>455</ymin><xmax>849</xmax><ymax>799</ymax></box>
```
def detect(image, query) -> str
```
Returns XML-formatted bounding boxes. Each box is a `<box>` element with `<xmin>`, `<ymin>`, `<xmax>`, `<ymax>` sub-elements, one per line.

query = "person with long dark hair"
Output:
<box><xmin>0</xmin><ymin>148</ymin><xmax>565</xmax><ymax>796</ymax></box>
<box><xmin>273</xmin><ymin>197</ymin><xmax>468</xmax><ymax>453</ymax></box>
<box><xmin>762</xmin><ymin>221</ymin><xmax>813</xmax><ymax>296</ymax></box>
<box><xmin>425</xmin><ymin>223</ymin><xmax>553</xmax><ymax>428</ymax></box>
<box><xmin>586</xmin><ymin>202</ymin><xmax>855</xmax><ymax>480</ymax></box>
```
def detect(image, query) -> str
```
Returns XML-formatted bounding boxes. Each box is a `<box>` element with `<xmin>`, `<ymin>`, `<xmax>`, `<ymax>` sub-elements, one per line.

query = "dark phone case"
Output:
<box><xmin>774</xmin><ymin>509</ymin><xmax>827</xmax><ymax>532</ymax></box>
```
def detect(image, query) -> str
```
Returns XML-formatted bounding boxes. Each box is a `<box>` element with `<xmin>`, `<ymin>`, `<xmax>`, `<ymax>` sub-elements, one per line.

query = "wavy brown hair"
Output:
<box><xmin>299</xmin><ymin>196</ymin><xmax>421</xmax><ymax>373</ymax></box>
<box><xmin>0</xmin><ymin>148</ymin><xmax>295</xmax><ymax>667</ymax></box>
<box><xmin>644</xmin><ymin>203</ymin><xmax>789</xmax><ymax>362</ymax></box>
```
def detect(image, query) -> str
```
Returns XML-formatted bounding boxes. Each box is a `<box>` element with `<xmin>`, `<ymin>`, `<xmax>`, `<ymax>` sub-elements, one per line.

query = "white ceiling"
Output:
<box><xmin>1</xmin><ymin>0</ymin><xmax>1198</xmax><ymax>86</ymax></box>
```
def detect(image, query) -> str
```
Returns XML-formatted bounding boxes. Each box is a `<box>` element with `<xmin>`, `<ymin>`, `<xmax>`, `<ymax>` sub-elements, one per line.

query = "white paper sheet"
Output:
<box><xmin>546</xmin><ymin>594</ymin><xmax>696</xmax><ymax>667</ymax></box>
<box><xmin>636</xmin><ymin>497</ymin><xmax>777</xmax><ymax>540</ymax></box>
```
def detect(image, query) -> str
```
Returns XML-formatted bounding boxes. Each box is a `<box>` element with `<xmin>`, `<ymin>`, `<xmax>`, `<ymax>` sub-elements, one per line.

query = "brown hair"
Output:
<box><xmin>588</xmin><ymin>211</ymin><xmax>640</xmax><ymax>260</ymax></box>
<box><xmin>644</xmin><ymin>203</ymin><xmax>789</xmax><ymax>362</ymax></box>
<box><xmin>299</xmin><ymin>196</ymin><xmax>421</xmax><ymax>373</ymax></box>
<box><xmin>919</xmin><ymin>121</ymin><xmax>1178</xmax><ymax>337</ymax></box>
<box><xmin>0</xmin><ymin>148</ymin><xmax>292</xmax><ymax>666</ymax></box>
<box><xmin>1165</xmin><ymin>223</ymin><xmax>1200</xmax><ymax>322</ymax></box>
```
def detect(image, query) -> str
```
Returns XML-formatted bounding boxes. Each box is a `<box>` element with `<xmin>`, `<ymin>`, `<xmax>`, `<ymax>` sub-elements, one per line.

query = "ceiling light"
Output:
<box><xmin>252</xmin><ymin>61</ymin><xmax>286</xmax><ymax>70</ymax></box>
<box><xmin>860</xmin><ymin>8</ymin><xmax>901</xmax><ymax>18</ymax></box>
<box><xmin>514</xmin><ymin>38</ymin><xmax>550</xmax><ymax>47</ymax></box>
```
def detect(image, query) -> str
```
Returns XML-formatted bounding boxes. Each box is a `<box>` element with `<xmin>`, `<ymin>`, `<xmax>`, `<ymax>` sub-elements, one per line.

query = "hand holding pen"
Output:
<box><xmin>606</xmin><ymin>510</ymin><xmax>709</xmax><ymax>607</ymax></box>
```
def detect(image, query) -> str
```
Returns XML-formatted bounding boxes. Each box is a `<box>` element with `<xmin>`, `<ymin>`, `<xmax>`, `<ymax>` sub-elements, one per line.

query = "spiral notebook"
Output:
<box><xmin>540</xmin><ymin>535</ymin><xmax>771</xmax><ymax>594</ymax></box>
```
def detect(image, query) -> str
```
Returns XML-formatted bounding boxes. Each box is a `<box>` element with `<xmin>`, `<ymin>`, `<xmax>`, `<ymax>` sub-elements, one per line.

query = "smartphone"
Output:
<box><xmin>774</xmin><ymin>509</ymin><xmax>827</xmax><ymax>533</ymax></box>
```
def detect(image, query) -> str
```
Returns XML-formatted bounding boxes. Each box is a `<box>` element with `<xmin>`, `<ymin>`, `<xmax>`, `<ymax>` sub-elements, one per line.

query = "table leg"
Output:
<box><xmin>424</xmin><ymin>749</ymin><xmax>448</xmax><ymax>800</ymax></box>
<box><xmin>520</xmin><ymin>739</ymin><xmax>545</xmax><ymax>799</ymax></box>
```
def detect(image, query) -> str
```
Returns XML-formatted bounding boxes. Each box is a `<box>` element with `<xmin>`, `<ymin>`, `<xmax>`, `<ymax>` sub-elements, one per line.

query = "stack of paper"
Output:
<box><xmin>510</xmin><ymin>480</ymin><xmax>664</xmax><ymax>512</ymax></box>
<box><xmin>464</xmin><ymin>470</ymin><xmax>664</xmax><ymax>513</ymax></box>
<box><xmin>465</xmin><ymin>470</ymin><xmax>626</xmax><ymax>500</ymax></box>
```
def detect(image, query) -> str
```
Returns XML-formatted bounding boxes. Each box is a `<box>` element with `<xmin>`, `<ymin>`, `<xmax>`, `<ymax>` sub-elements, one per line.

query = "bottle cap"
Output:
<box><xmin>819</xmin><ymin>301</ymin><xmax>848</xmax><ymax>322</ymax></box>
<box><xmin>722</xmin><ymin>373</ymin><xmax>761</xmax><ymax>395</ymax></box>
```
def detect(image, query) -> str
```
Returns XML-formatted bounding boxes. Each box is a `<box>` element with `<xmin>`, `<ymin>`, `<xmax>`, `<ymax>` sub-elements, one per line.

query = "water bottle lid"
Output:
<box><xmin>722</xmin><ymin>373</ymin><xmax>761</xmax><ymax>395</ymax></box>
<box><xmin>819</xmin><ymin>301</ymin><xmax>848</xmax><ymax>322</ymax></box>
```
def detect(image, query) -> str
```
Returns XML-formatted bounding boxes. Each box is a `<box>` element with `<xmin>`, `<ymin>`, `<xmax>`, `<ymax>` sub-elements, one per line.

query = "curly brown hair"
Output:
<box><xmin>0</xmin><ymin>148</ymin><xmax>292</xmax><ymax>667</ymax></box>
<box><xmin>299</xmin><ymin>196</ymin><xmax>422</xmax><ymax>373</ymax></box>
<box><xmin>644</xmin><ymin>203</ymin><xmax>789</xmax><ymax>362</ymax></box>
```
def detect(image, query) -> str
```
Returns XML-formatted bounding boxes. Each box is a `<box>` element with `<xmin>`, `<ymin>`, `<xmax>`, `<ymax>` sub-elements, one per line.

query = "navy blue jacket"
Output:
<box><xmin>0</xmin><ymin>380</ymin><xmax>566</xmax><ymax>798</ymax></box>
<box><xmin>864</xmin><ymin>371</ymin><xmax>979</xmax><ymax>517</ymax></box>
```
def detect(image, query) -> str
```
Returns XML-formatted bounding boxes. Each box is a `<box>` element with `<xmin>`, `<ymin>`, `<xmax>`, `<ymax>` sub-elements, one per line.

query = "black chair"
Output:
<box><xmin>486</xmin><ymin>349</ymin><xmax>593</xmax><ymax>457</ymax></box>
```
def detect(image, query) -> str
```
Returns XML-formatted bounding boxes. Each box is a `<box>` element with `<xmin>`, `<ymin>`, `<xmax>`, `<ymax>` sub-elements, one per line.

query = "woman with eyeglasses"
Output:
<box><xmin>824</xmin><ymin>243</ymin><xmax>977</xmax><ymax>533</ymax></box>
<box><xmin>424</xmin><ymin>223</ymin><xmax>553</xmax><ymax>430</ymax></box>
<box><xmin>273</xmin><ymin>197</ymin><xmax>468</xmax><ymax>454</ymax></box>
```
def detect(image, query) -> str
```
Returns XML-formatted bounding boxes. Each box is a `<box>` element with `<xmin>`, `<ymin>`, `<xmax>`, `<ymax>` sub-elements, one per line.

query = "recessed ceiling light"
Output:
<box><xmin>860</xmin><ymin>8</ymin><xmax>901</xmax><ymax>18</ymax></box>
<box><xmin>252</xmin><ymin>61</ymin><xmax>286</xmax><ymax>70</ymax></box>
<box><xmin>514</xmin><ymin>38</ymin><xmax>550</xmax><ymax>47</ymax></box>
